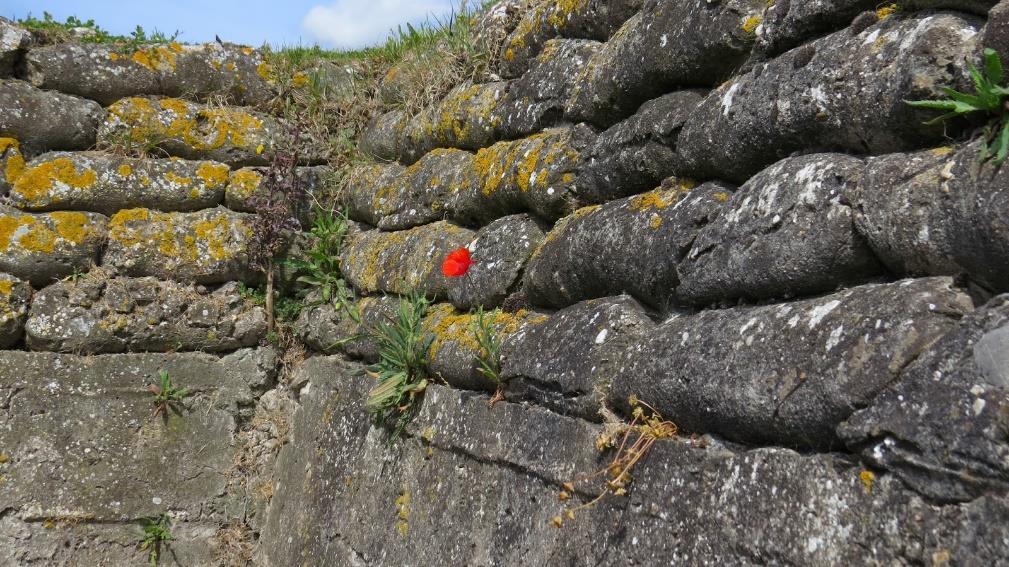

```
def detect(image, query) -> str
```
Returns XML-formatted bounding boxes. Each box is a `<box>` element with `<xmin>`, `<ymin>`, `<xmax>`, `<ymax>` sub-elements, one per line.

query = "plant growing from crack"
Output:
<box><xmin>139</xmin><ymin>513</ymin><xmax>173</xmax><ymax>566</ymax></box>
<box><xmin>149</xmin><ymin>370</ymin><xmax>189</xmax><ymax>418</ymax></box>
<box><xmin>552</xmin><ymin>397</ymin><xmax>677</xmax><ymax>528</ymax></box>
<box><xmin>365</xmin><ymin>292</ymin><xmax>433</xmax><ymax>439</ymax></box>
<box><xmin>470</xmin><ymin>306</ymin><xmax>504</xmax><ymax>405</ymax></box>
<box><xmin>286</xmin><ymin>206</ymin><xmax>358</xmax><ymax>321</ymax></box>
<box><xmin>907</xmin><ymin>48</ymin><xmax>1009</xmax><ymax>164</ymax></box>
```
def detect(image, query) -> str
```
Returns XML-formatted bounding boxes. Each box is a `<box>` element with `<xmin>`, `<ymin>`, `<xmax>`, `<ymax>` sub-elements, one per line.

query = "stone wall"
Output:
<box><xmin>2</xmin><ymin>1</ymin><xmax>1009</xmax><ymax>564</ymax></box>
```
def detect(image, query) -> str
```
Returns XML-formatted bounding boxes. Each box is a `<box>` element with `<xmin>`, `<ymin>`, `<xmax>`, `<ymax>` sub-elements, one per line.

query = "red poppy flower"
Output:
<box><xmin>442</xmin><ymin>246</ymin><xmax>473</xmax><ymax>277</ymax></box>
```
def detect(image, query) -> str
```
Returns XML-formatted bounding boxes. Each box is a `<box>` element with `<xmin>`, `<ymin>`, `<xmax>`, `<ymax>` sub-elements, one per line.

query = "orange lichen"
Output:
<box><xmin>12</xmin><ymin>157</ymin><xmax>97</xmax><ymax>204</ymax></box>
<box><xmin>630</xmin><ymin>190</ymin><xmax>678</xmax><ymax>212</ymax></box>
<box><xmin>49</xmin><ymin>211</ymin><xmax>92</xmax><ymax>244</ymax></box>
<box><xmin>130</xmin><ymin>45</ymin><xmax>179</xmax><ymax>71</ymax></box>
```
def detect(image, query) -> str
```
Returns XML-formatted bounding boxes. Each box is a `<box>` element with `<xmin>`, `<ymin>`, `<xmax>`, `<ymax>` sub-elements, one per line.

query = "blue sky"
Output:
<box><xmin>5</xmin><ymin>0</ymin><xmax>460</xmax><ymax>49</ymax></box>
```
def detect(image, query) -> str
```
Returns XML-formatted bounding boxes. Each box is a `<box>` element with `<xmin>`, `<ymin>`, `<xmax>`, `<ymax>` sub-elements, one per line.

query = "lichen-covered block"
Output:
<box><xmin>447</xmin><ymin>214</ymin><xmax>546</xmax><ymax>310</ymax></box>
<box><xmin>608</xmin><ymin>277</ymin><xmax>973</xmax><ymax>449</ymax></box>
<box><xmin>840</xmin><ymin>293</ymin><xmax>1009</xmax><ymax>503</ymax></box>
<box><xmin>225</xmin><ymin>164</ymin><xmax>332</xmax><ymax>227</ymax></box>
<box><xmin>24</xmin><ymin>42</ymin><xmax>276</xmax><ymax>106</ymax></box>
<box><xmin>340</xmin><ymin>221</ymin><xmax>475</xmax><ymax>297</ymax></box>
<box><xmin>345</xmin><ymin>149</ymin><xmax>475</xmax><ymax>231</ymax></box>
<box><xmin>0</xmin><ymin>79</ymin><xmax>105</xmax><ymax>156</ymax></box>
<box><xmin>501</xmin><ymin>295</ymin><xmax>655</xmax><ymax>419</ymax></box>
<box><xmin>576</xmin><ymin>90</ymin><xmax>705</xmax><ymax>204</ymax></box>
<box><xmin>424</xmin><ymin>303</ymin><xmax>547</xmax><ymax>391</ymax></box>
<box><xmin>103</xmin><ymin>207</ymin><xmax>255</xmax><ymax>284</ymax></box>
<box><xmin>498</xmin><ymin>0</ymin><xmax>643</xmax><ymax>78</ymax></box>
<box><xmin>0</xmin><ymin>17</ymin><xmax>30</xmax><ymax>77</ymax></box>
<box><xmin>0</xmin><ymin>209</ymin><xmax>108</xmax><ymax>286</ymax></box>
<box><xmin>496</xmin><ymin>38</ymin><xmax>602</xmax><ymax>140</ymax></box>
<box><xmin>25</xmin><ymin>275</ymin><xmax>267</xmax><ymax>353</ymax></box>
<box><xmin>524</xmin><ymin>180</ymin><xmax>733</xmax><ymax>310</ymax></box>
<box><xmin>0</xmin><ymin>273</ymin><xmax>30</xmax><ymax>348</ymax></box>
<box><xmin>11</xmin><ymin>152</ymin><xmax>230</xmax><ymax>214</ymax></box>
<box><xmin>399</xmin><ymin>82</ymin><xmax>509</xmax><ymax>163</ymax></box>
<box><xmin>294</xmin><ymin>292</ymin><xmax>399</xmax><ymax>361</ymax></box>
<box><xmin>849</xmin><ymin>139</ymin><xmax>1009</xmax><ymax>295</ymax></box>
<box><xmin>0</xmin><ymin>137</ymin><xmax>25</xmax><ymax>196</ymax></box>
<box><xmin>97</xmin><ymin>96</ymin><xmax>288</xmax><ymax>166</ymax></box>
<box><xmin>565</xmin><ymin>0</ymin><xmax>765</xmax><ymax>127</ymax></box>
<box><xmin>359</xmin><ymin>109</ymin><xmax>408</xmax><ymax>162</ymax></box>
<box><xmin>986</xmin><ymin>0</ymin><xmax>1009</xmax><ymax>63</ymax></box>
<box><xmin>0</xmin><ymin>349</ymin><xmax>273</xmax><ymax>525</ymax></box>
<box><xmin>678</xmin><ymin>12</ymin><xmax>983</xmax><ymax>184</ymax></box>
<box><xmin>468</xmin><ymin>126</ymin><xmax>592</xmax><ymax>222</ymax></box>
<box><xmin>677</xmin><ymin>154</ymin><xmax>884</xmax><ymax>305</ymax></box>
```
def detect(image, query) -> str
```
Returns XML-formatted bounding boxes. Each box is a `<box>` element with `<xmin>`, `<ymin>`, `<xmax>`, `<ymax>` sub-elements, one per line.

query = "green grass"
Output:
<box><xmin>365</xmin><ymin>292</ymin><xmax>433</xmax><ymax>439</ymax></box>
<box><xmin>18</xmin><ymin>11</ymin><xmax>179</xmax><ymax>48</ymax></box>
<box><xmin>907</xmin><ymin>48</ymin><xmax>1009</xmax><ymax>164</ymax></box>
<box><xmin>287</xmin><ymin>207</ymin><xmax>357</xmax><ymax>319</ymax></box>
<box><xmin>138</xmin><ymin>513</ymin><xmax>173</xmax><ymax>566</ymax></box>
<box><xmin>471</xmin><ymin>307</ymin><xmax>502</xmax><ymax>385</ymax></box>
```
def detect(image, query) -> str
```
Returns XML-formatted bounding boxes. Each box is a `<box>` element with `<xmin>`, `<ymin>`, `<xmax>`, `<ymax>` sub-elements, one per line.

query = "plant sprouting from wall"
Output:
<box><xmin>286</xmin><ymin>207</ymin><xmax>358</xmax><ymax>321</ymax></box>
<box><xmin>365</xmin><ymin>292</ymin><xmax>433</xmax><ymax>439</ymax></box>
<box><xmin>138</xmin><ymin>513</ymin><xmax>173</xmax><ymax>566</ymax></box>
<box><xmin>247</xmin><ymin>124</ymin><xmax>310</xmax><ymax>330</ymax></box>
<box><xmin>149</xmin><ymin>370</ymin><xmax>189</xmax><ymax>419</ymax></box>
<box><xmin>907</xmin><ymin>48</ymin><xmax>1009</xmax><ymax>164</ymax></box>
<box><xmin>470</xmin><ymin>306</ymin><xmax>504</xmax><ymax>404</ymax></box>
<box><xmin>552</xmin><ymin>397</ymin><xmax>677</xmax><ymax>528</ymax></box>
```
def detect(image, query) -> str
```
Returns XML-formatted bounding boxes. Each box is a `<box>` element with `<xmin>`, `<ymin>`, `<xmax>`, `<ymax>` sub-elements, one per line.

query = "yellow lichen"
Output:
<box><xmin>196</xmin><ymin>162</ymin><xmax>230</xmax><ymax>188</ymax></box>
<box><xmin>292</xmin><ymin>72</ymin><xmax>310</xmax><ymax>88</ymax></box>
<box><xmin>229</xmin><ymin>169</ymin><xmax>262</xmax><ymax>198</ymax></box>
<box><xmin>395</xmin><ymin>490</ymin><xmax>411</xmax><ymax>536</ymax></box>
<box><xmin>12</xmin><ymin>157</ymin><xmax>97</xmax><ymax>204</ymax></box>
<box><xmin>649</xmin><ymin>214</ymin><xmax>663</xmax><ymax>229</ymax></box>
<box><xmin>117</xmin><ymin>163</ymin><xmax>133</xmax><ymax>177</ymax></box>
<box><xmin>713</xmin><ymin>191</ymin><xmax>731</xmax><ymax>202</ymax></box>
<box><xmin>876</xmin><ymin>3</ymin><xmax>899</xmax><ymax>19</ymax></box>
<box><xmin>49</xmin><ymin>211</ymin><xmax>91</xmax><ymax>244</ymax></box>
<box><xmin>0</xmin><ymin>280</ymin><xmax>12</xmax><ymax>296</ymax></box>
<box><xmin>546</xmin><ymin>0</ymin><xmax>587</xmax><ymax>28</ymax></box>
<box><xmin>0</xmin><ymin>138</ymin><xmax>24</xmax><ymax>186</ymax></box>
<box><xmin>256</xmin><ymin>62</ymin><xmax>274</xmax><ymax>80</ymax></box>
<box><xmin>741</xmin><ymin>14</ymin><xmax>762</xmax><ymax>34</ymax></box>
<box><xmin>130</xmin><ymin>45</ymin><xmax>178</xmax><ymax>71</ymax></box>
<box><xmin>629</xmin><ymin>190</ymin><xmax>677</xmax><ymax>212</ymax></box>
<box><xmin>164</xmin><ymin>171</ymin><xmax>193</xmax><ymax>186</ymax></box>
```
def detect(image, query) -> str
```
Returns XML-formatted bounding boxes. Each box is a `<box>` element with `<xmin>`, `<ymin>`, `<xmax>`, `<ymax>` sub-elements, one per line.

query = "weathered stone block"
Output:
<box><xmin>11</xmin><ymin>152</ymin><xmax>229</xmax><ymax>214</ymax></box>
<box><xmin>97</xmin><ymin>97</ymin><xmax>292</xmax><ymax>166</ymax></box>
<box><xmin>0</xmin><ymin>273</ymin><xmax>30</xmax><ymax>348</ymax></box>
<box><xmin>576</xmin><ymin>90</ymin><xmax>705</xmax><ymax>204</ymax></box>
<box><xmin>498</xmin><ymin>0</ymin><xmax>643</xmax><ymax>78</ymax></box>
<box><xmin>840</xmin><ymin>294</ymin><xmax>1009</xmax><ymax>503</ymax></box>
<box><xmin>677</xmin><ymin>154</ymin><xmax>884</xmax><ymax>304</ymax></box>
<box><xmin>425</xmin><ymin>303</ymin><xmax>547</xmax><ymax>391</ymax></box>
<box><xmin>103</xmin><ymin>207</ymin><xmax>255</xmax><ymax>284</ymax></box>
<box><xmin>0</xmin><ymin>79</ymin><xmax>105</xmax><ymax>156</ymax></box>
<box><xmin>25</xmin><ymin>274</ymin><xmax>267</xmax><ymax>353</ymax></box>
<box><xmin>0</xmin><ymin>137</ymin><xmax>25</xmax><ymax>196</ymax></box>
<box><xmin>608</xmin><ymin>277</ymin><xmax>973</xmax><ymax>448</ymax></box>
<box><xmin>359</xmin><ymin>109</ymin><xmax>408</xmax><ymax>162</ymax></box>
<box><xmin>501</xmin><ymin>296</ymin><xmax>655</xmax><ymax>419</ymax></box>
<box><xmin>986</xmin><ymin>0</ymin><xmax>1009</xmax><ymax>63</ymax></box>
<box><xmin>294</xmin><ymin>292</ymin><xmax>399</xmax><ymax>361</ymax></box>
<box><xmin>224</xmin><ymin>164</ymin><xmax>332</xmax><ymax>227</ymax></box>
<box><xmin>849</xmin><ymin>139</ymin><xmax>1009</xmax><ymax>294</ymax></box>
<box><xmin>565</xmin><ymin>0</ymin><xmax>765</xmax><ymax>127</ymax></box>
<box><xmin>0</xmin><ymin>17</ymin><xmax>30</xmax><ymax>77</ymax></box>
<box><xmin>447</xmin><ymin>214</ymin><xmax>546</xmax><ymax>310</ymax></box>
<box><xmin>524</xmin><ymin>180</ymin><xmax>733</xmax><ymax>310</ymax></box>
<box><xmin>262</xmin><ymin>357</ymin><xmax>1009</xmax><ymax>565</ymax></box>
<box><xmin>678</xmin><ymin>12</ymin><xmax>983</xmax><ymax>183</ymax></box>
<box><xmin>496</xmin><ymin>38</ymin><xmax>601</xmax><ymax>140</ymax></box>
<box><xmin>24</xmin><ymin>42</ymin><xmax>276</xmax><ymax>106</ymax></box>
<box><xmin>340</xmin><ymin>221</ymin><xmax>474</xmax><ymax>298</ymax></box>
<box><xmin>399</xmin><ymin>81</ymin><xmax>509</xmax><ymax>163</ymax></box>
<box><xmin>0</xmin><ymin>349</ymin><xmax>272</xmax><ymax>524</ymax></box>
<box><xmin>0</xmin><ymin>209</ymin><xmax>108</xmax><ymax>286</ymax></box>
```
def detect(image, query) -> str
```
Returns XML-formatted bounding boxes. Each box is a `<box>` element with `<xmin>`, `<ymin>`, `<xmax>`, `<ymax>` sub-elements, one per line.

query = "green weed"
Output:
<box><xmin>287</xmin><ymin>207</ymin><xmax>358</xmax><ymax>321</ymax></box>
<box><xmin>138</xmin><ymin>513</ymin><xmax>173</xmax><ymax>566</ymax></box>
<box><xmin>471</xmin><ymin>306</ymin><xmax>505</xmax><ymax>404</ymax></box>
<box><xmin>365</xmin><ymin>292</ymin><xmax>433</xmax><ymax>439</ymax></box>
<box><xmin>19</xmin><ymin>11</ymin><xmax>178</xmax><ymax>49</ymax></box>
<box><xmin>907</xmin><ymin>48</ymin><xmax>1009</xmax><ymax>164</ymax></box>
<box><xmin>149</xmin><ymin>370</ymin><xmax>189</xmax><ymax>419</ymax></box>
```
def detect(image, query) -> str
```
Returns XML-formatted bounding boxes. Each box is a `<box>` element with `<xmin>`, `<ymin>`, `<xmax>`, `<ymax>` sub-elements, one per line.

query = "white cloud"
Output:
<box><xmin>302</xmin><ymin>0</ymin><xmax>454</xmax><ymax>49</ymax></box>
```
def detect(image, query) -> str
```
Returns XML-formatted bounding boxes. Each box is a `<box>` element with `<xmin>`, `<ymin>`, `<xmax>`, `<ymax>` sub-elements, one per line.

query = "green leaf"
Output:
<box><xmin>985</xmin><ymin>48</ymin><xmax>1004</xmax><ymax>86</ymax></box>
<box><xmin>995</xmin><ymin>121</ymin><xmax>1009</xmax><ymax>165</ymax></box>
